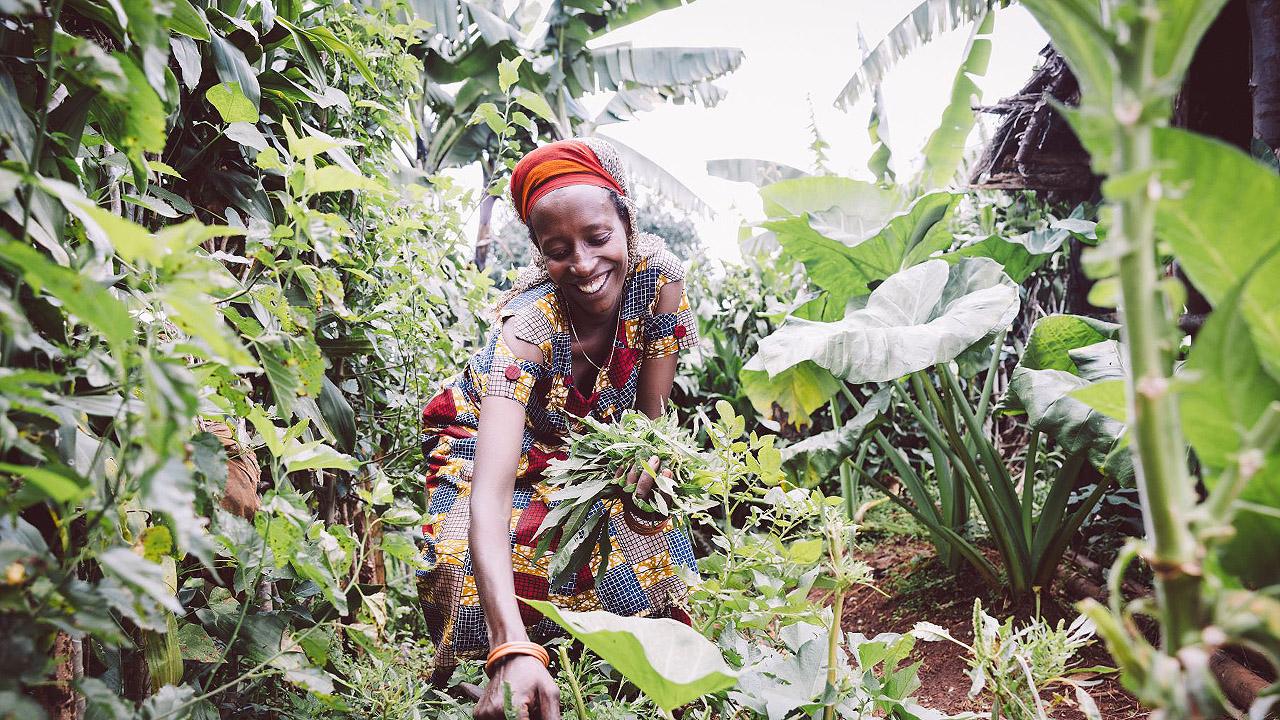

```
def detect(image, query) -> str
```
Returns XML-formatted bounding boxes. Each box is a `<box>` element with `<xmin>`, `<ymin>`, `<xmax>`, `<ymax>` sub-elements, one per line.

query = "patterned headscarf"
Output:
<box><xmin>509</xmin><ymin>140</ymin><xmax>626</xmax><ymax>224</ymax></box>
<box><xmin>495</xmin><ymin>136</ymin><xmax>663</xmax><ymax>316</ymax></box>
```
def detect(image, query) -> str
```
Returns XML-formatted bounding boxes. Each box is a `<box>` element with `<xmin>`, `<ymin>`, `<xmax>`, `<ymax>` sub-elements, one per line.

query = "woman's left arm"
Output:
<box><xmin>634</xmin><ymin>279</ymin><xmax>683</xmax><ymax>419</ymax></box>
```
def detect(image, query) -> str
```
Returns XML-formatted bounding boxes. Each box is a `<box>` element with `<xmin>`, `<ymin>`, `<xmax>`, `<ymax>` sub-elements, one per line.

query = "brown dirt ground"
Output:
<box><xmin>834</xmin><ymin>538</ymin><xmax>1149</xmax><ymax>719</ymax></box>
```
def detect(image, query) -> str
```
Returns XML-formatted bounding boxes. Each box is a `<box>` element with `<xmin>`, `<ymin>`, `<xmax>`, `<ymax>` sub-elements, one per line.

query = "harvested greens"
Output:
<box><xmin>534</xmin><ymin>411</ymin><xmax>717</xmax><ymax>589</ymax></box>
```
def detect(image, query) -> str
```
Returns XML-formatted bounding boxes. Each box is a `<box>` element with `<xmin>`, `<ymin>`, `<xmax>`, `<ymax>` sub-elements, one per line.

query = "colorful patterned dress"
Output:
<box><xmin>416</xmin><ymin>247</ymin><xmax>700</xmax><ymax>668</ymax></box>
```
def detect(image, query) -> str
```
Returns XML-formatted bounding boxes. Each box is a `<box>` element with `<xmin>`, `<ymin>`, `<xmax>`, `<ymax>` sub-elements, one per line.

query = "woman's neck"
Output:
<box><xmin>561</xmin><ymin>296</ymin><xmax>620</xmax><ymax>335</ymax></box>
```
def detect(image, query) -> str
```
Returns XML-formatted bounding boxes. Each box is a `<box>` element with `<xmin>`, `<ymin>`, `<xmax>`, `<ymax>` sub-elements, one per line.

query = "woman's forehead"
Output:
<box><xmin>529</xmin><ymin>185</ymin><xmax>617</xmax><ymax>227</ymax></box>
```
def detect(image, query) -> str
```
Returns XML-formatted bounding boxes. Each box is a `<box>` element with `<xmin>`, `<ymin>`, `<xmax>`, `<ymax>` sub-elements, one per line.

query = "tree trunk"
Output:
<box><xmin>1250</xmin><ymin>0</ymin><xmax>1280</xmax><ymax>158</ymax></box>
<box><xmin>473</xmin><ymin>193</ymin><xmax>498</xmax><ymax>269</ymax></box>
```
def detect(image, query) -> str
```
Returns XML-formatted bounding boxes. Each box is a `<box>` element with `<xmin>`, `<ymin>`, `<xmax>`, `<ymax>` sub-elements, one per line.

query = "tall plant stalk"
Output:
<box><xmin>1107</xmin><ymin>9</ymin><xmax>1202</xmax><ymax>652</ymax></box>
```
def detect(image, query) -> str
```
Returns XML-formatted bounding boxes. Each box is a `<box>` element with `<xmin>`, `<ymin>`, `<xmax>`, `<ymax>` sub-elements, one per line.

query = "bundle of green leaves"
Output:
<box><xmin>534</xmin><ymin>411</ymin><xmax>718</xmax><ymax>588</ymax></box>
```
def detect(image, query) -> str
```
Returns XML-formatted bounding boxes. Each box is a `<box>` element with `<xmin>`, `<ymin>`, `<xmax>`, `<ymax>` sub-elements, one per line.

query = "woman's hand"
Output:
<box><xmin>621</xmin><ymin>454</ymin><xmax>673</xmax><ymax>521</ymax></box>
<box><xmin>475</xmin><ymin>655</ymin><xmax>561</xmax><ymax>720</ymax></box>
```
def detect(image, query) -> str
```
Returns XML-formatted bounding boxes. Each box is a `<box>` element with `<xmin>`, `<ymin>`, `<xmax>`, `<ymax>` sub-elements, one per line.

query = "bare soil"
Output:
<box><xmin>836</xmin><ymin>538</ymin><xmax>1148</xmax><ymax>719</ymax></box>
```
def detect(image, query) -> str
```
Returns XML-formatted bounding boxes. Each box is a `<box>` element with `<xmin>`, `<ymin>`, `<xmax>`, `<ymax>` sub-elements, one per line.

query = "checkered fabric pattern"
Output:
<box><xmin>417</xmin><ymin>248</ymin><xmax>700</xmax><ymax>669</ymax></box>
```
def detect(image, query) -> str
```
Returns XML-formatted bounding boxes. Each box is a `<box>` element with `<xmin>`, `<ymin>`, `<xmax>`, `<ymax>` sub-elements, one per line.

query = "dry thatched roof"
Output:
<box><xmin>969</xmin><ymin>46</ymin><xmax>1098</xmax><ymax>197</ymax></box>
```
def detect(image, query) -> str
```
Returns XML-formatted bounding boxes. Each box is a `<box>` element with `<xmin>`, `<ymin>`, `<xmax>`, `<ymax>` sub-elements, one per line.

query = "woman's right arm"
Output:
<box><xmin>471</xmin><ymin>328</ymin><xmax>560</xmax><ymax>720</ymax></box>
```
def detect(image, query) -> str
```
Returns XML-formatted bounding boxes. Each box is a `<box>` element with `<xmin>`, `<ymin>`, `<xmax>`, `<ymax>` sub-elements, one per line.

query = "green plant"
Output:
<box><xmin>912</xmin><ymin>600</ymin><xmax>1108</xmax><ymax>720</ymax></box>
<box><xmin>1023</xmin><ymin>0</ymin><xmax>1280</xmax><ymax>716</ymax></box>
<box><xmin>535</xmin><ymin>411</ymin><xmax>718</xmax><ymax>587</ymax></box>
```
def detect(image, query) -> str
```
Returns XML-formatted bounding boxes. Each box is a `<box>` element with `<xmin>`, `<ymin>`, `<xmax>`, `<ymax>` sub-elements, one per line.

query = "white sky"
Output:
<box><xmin>451</xmin><ymin>1</ymin><xmax>1049</xmax><ymax>261</ymax></box>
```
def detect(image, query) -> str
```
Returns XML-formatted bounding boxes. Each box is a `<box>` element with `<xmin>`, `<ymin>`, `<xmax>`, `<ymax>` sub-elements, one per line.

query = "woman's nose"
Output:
<box><xmin>566</xmin><ymin>250</ymin><xmax>592</xmax><ymax>277</ymax></box>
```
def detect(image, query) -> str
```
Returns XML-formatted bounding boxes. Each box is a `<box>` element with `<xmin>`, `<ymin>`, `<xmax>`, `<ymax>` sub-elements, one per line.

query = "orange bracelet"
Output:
<box><xmin>623</xmin><ymin>511</ymin><xmax>671</xmax><ymax>536</ymax></box>
<box><xmin>485</xmin><ymin>641</ymin><xmax>550</xmax><ymax>677</ymax></box>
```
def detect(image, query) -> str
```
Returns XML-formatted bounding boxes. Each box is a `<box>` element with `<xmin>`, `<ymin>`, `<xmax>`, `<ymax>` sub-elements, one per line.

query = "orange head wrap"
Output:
<box><xmin>509</xmin><ymin>140</ymin><xmax>626</xmax><ymax>224</ymax></box>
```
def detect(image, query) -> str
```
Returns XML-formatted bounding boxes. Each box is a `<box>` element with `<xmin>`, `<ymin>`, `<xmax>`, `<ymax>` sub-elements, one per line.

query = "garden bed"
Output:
<box><xmin>838</xmin><ymin>537</ymin><xmax>1148</xmax><ymax>719</ymax></box>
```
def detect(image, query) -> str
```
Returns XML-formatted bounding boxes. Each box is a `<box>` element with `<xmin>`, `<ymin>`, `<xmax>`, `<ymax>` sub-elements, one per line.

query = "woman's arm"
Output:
<box><xmin>471</xmin><ymin>325</ymin><xmax>560</xmax><ymax>720</ymax></box>
<box><xmin>634</xmin><ymin>280</ymin><xmax>684</xmax><ymax>419</ymax></box>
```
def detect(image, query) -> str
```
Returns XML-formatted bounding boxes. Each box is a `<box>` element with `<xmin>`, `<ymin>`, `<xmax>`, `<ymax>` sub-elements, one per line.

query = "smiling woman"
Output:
<box><xmin>415</xmin><ymin>138</ymin><xmax>701</xmax><ymax>719</ymax></box>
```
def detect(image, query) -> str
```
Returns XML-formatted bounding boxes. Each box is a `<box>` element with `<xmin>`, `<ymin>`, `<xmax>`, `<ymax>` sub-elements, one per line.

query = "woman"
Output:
<box><xmin>416</xmin><ymin>137</ymin><xmax>700</xmax><ymax>720</ymax></box>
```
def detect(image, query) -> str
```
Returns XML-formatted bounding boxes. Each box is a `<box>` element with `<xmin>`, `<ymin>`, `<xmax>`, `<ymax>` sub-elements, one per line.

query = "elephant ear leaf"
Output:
<box><xmin>520</xmin><ymin>599</ymin><xmax>737</xmax><ymax>712</ymax></box>
<box><xmin>1009</xmin><ymin>314</ymin><xmax>1132</xmax><ymax>484</ymax></box>
<box><xmin>746</xmin><ymin>258</ymin><xmax>1019</xmax><ymax>385</ymax></box>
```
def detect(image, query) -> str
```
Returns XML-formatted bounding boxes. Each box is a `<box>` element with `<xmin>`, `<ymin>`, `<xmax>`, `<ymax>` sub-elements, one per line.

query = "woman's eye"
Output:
<box><xmin>589</xmin><ymin>233</ymin><xmax>612</xmax><ymax>245</ymax></box>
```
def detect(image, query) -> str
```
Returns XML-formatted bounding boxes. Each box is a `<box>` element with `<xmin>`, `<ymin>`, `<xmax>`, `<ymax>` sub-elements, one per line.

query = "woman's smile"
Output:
<box><xmin>572</xmin><ymin>269</ymin><xmax>612</xmax><ymax>297</ymax></box>
<box><xmin>527</xmin><ymin>185</ymin><xmax>631</xmax><ymax>318</ymax></box>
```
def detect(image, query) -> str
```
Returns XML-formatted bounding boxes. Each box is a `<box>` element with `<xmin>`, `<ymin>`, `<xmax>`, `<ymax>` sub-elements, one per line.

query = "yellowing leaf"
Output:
<box><xmin>305</xmin><ymin>165</ymin><xmax>383</xmax><ymax>195</ymax></box>
<box><xmin>205</xmin><ymin>82</ymin><xmax>258</xmax><ymax>124</ymax></box>
<box><xmin>497</xmin><ymin>55</ymin><xmax>523</xmax><ymax>94</ymax></box>
<box><xmin>146</xmin><ymin>159</ymin><xmax>184</xmax><ymax>179</ymax></box>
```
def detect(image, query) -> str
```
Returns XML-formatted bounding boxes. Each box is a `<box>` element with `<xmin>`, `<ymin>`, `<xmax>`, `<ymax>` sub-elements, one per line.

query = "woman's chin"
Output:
<box><xmin>566</xmin><ymin>285</ymin><xmax>622</xmax><ymax>320</ymax></box>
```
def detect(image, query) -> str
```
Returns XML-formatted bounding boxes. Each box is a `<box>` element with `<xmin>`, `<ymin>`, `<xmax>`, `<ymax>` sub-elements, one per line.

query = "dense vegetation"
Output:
<box><xmin>1</xmin><ymin>0</ymin><xmax>1278</xmax><ymax>719</ymax></box>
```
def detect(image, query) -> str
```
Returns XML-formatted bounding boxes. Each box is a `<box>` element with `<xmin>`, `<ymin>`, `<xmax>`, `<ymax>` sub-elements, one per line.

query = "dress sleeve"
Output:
<box><xmin>473</xmin><ymin>329</ymin><xmax>547</xmax><ymax>408</ymax></box>
<box><xmin>643</xmin><ymin>249</ymin><xmax>701</xmax><ymax>359</ymax></box>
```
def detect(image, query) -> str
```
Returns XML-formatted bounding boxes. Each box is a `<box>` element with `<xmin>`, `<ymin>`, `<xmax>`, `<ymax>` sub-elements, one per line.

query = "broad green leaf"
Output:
<box><xmin>300</xmin><ymin>24</ymin><xmax>376</xmax><ymax>85</ymax></box>
<box><xmin>317</xmin><ymin>376</ymin><xmax>355</xmax><ymax>453</ymax></box>
<box><xmin>87</xmin><ymin>52</ymin><xmax>165</xmax><ymax>156</ymax></box>
<box><xmin>771</xmin><ymin>191</ymin><xmax>958</xmax><ymax>308</ymax></box>
<box><xmin>285</xmin><ymin>667</ymin><xmax>335</xmax><ymax>695</ymax></box>
<box><xmin>1019</xmin><ymin>315</ymin><xmax>1120</xmax><ymax>374</ymax></box>
<box><xmin>586</xmin><ymin>44</ymin><xmax>743</xmax><ymax>95</ymax></box>
<box><xmin>146</xmin><ymin>159</ymin><xmax>184</xmax><ymax>178</ymax></box>
<box><xmin>225</xmin><ymin>122</ymin><xmax>267</xmax><ymax>150</ymax></box>
<box><xmin>759</xmin><ymin>175</ymin><xmax>903</xmax><ymax>226</ymax></box>
<box><xmin>0</xmin><ymin>461</ymin><xmax>88</xmax><ymax>503</ymax></box>
<box><xmin>163</xmin><ymin>286</ymin><xmax>257</xmax><ymax>367</ymax></box>
<box><xmin>522</xmin><ymin>599</ymin><xmax>737</xmax><ymax>711</ymax></box>
<box><xmin>0</xmin><ymin>240</ymin><xmax>134</xmax><ymax>354</ymax></box>
<box><xmin>936</xmin><ymin>233</ymin><xmax>1054</xmax><ymax>283</ymax></box>
<box><xmin>305</xmin><ymin>165</ymin><xmax>383</xmax><ymax>195</ymax></box>
<box><xmin>1181</xmin><ymin>281</ymin><xmax>1280</xmax><ymax>586</ymax></box>
<box><xmin>1153</xmin><ymin>128</ymin><xmax>1280</xmax><ymax>304</ymax></box>
<box><xmin>780</xmin><ymin>387</ymin><xmax>890</xmax><ymax>467</ymax></box>
<box><xmin>1009</xmin><ymin>367</ymin><xmax>1132</xmax><ymax>484</ymax></box>
<box><xmin>99</xmin><ymin>548</ymin><xmax>184</xmax><ymax>614</ymax></box>
<box><xmin>731</xmin><ymin>630</ymin><xmax>828</xmax><ymax>720</ymax></box>
<box><xmin>497</xmin><ymin>55</ymin><xmax>522</xmax><ymax>93</ymax></box>
<box><xmin>514</xmin><ymin>89</ymin><xmax>557</xmax><ymax>124</ymax></box>
<box><xmin>165</xmin><ymin>0</ymin><xmax>210</xmax><ymax>40</ymax></box>
<box><xmin>65</xmin><ymin>198</ymin><xmax>157</xmax><ymax>264</ymax></box>
<box><xmin>740</xmin><ymin>361</ymin><xmax>841</xmax><ymax>430</ymax></box>
<box><xmin>835</xmin><ymin>0</ymin><xmax>988</xmax><ymax>109</ymax></box>
<box><xmin>706</xmin><ymin>158</ymin><xmax>808</xmax><ymax>187</ymax></box>
<box><xmin>177</xmin><ymin>622</ymin><xmax>222</xmax><ymax>663</ymax></box>
<box><xmin>283</xmin><ymin>441</ymin><xmax>359</xmax><ymax>473</ymax></box>
<box><xmin>1069</xmin><ymin>380</ymin><xmax>1127</xmax><ymax>423</ymax></box>
<box><xmin>210</xmin><ymin>35</ymin><xmax>261</xmax><ymax>110</ymax></box>
<box><xmin>206</xmin><ymin>82</ymin><xmax>258</xmax><ymax>124</ymax></box>
<box><xmin>746</xmin><ymin>258</ymin><xmax>1018</xmax><ymax>384</ymax></box>
<box><xmin>248</xmin><ymin>406</ymin><xmax>285</xmax><ymax>458</ymax></box>
<box><xmin>916</xmin><ymin>9</ymin><xmax>993</xmax><ymax>191</ymax></box>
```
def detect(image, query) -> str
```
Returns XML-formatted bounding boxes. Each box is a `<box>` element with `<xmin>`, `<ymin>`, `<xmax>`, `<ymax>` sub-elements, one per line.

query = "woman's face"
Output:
<box><xmin>528</xmin><ymin>184</ymin><xmax>629</xmax><ymax>320</ymax></box>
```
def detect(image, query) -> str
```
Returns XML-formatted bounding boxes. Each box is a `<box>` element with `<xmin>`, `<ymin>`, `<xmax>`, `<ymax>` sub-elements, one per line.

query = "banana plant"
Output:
<box><xmin>412</xmin><ymin>0</ymin><xmax>742</xmax><ymax>266</ymax></box>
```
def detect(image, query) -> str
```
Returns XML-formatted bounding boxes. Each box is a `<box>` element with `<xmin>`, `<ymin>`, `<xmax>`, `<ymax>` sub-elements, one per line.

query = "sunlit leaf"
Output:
<box><xmin>522</xmin><ymin>599</ymin><xmax>737</xmax><ymax>711</ymax></box>
<box><xmin>206</xmin><ymin>82</ymin><xmax>258</xmax><ymax>124</ymax></box>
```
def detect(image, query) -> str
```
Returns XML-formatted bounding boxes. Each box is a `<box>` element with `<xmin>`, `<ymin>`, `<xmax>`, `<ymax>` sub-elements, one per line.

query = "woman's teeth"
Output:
<box><xmin>576</xmin><ymin>271</ymin><xmax>610</xmax><ymax>295</ymax></box>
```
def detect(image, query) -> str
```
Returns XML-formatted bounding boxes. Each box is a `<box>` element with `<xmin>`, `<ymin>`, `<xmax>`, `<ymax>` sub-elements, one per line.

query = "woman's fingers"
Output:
<box><xmin>633</xmin><ymin>454</ymin><xmax>661</xmax><ymax>500</ymax></box>
<box><xmin>537</xmin><ymin>680</ymin><xmax>562</xmax><ymax>720</ymax></box>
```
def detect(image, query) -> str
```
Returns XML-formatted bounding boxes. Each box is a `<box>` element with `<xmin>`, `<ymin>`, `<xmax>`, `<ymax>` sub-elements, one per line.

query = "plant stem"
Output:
<box><xmin>557</xmin><ymin>645</ymin><xmax>589</xmax><ymax>720</ymax></box>
<box><xmin>18</xmin><ymin>0</ymin><xmax>64</xmax><ymax>246</ymax></box>
<box><xmin>1111</xmin><ymin>12</ymin><xmax>1201</xmax><ymax>651</ymax></box>
<box><xmin>823</xmin><ymin>587</ymin><xmax>844</xmax><ymax>720</ymax></box>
